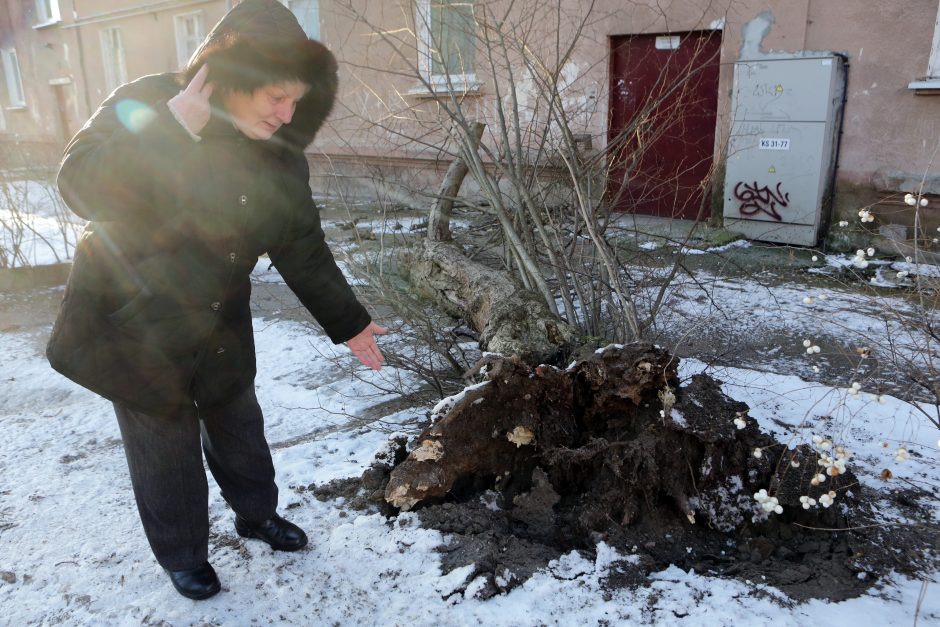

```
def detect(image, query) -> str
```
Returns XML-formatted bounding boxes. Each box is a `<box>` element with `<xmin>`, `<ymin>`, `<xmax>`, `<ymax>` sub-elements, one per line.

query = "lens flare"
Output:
<box><xmin>115</xmin><ymin>99</ymin><xmax>158</xmax><ymax>133</ymax></box>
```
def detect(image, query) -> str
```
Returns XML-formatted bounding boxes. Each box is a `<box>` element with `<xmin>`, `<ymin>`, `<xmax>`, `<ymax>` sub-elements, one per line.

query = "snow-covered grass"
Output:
<box><xmin>1</xmin><ymin>308</ymin><xmax>938</xmax><ymax>625</ymax></box>
<box><xmin>679</xmin><ymin>358</ymin><xmax>940</xmax><ymax>496</ymax></box>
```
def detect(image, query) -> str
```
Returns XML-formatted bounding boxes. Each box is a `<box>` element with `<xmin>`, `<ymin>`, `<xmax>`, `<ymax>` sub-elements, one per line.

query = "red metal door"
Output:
<box><xmin>608</xmin><ymin>31</ymin><xmax>721</xmax><ymax>219</ymax></box>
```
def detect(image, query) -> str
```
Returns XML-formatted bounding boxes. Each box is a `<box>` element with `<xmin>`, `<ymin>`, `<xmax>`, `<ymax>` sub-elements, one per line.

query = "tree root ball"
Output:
<box><xmin>335</xmin><ymin>345</ymin><xmax>937</xmax><ymax>600</ymax></box>
<box><xmin>385</xmin><ymin>344</ymin><xmax>854</xmax><ymax>532</ymax></box>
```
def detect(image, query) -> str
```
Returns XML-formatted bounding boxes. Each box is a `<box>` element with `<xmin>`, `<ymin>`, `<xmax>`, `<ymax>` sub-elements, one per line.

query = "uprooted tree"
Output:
<box><xmin>313</xmin><ymin>0</ymin><xmax>938</xmax><ymax>598</ymax></box>
<box><xmin>326</xmin><ymin>341</ymin><xmax>936</xmax><ymax>600</ymax></box>
<box><xmin>384</xmin><ymin>345</ymin><xmax>854</xmax><ymax>521</ymax></box>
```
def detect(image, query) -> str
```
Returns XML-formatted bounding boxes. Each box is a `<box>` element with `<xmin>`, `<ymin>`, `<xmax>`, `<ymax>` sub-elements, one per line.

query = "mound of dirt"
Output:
<box><xmin>309</xmin><ymin>345</ymin><xmax>938</xmax><ymax>601</ymax></box>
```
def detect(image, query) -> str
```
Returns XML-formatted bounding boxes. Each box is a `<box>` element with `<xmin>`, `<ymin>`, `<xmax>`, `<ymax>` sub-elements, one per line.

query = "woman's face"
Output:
<box><xmin>221</xmin><ymin>80</ymin><xmax>310</xmax><ymax>140</ymax></box>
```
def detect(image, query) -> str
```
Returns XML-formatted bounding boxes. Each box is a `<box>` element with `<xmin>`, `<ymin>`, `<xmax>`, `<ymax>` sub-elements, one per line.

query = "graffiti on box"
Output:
<box><xmin>733</xmin><ymin>181</ymin><xmax>789</xmax><ymax>221</ymax></box>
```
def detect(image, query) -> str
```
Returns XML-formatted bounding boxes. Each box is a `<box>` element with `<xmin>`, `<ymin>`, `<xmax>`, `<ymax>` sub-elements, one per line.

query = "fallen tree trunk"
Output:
<box><xmin>405</xmin><ymin>238</ymin><xmax>578</xmax><ymax>363</ymax></box>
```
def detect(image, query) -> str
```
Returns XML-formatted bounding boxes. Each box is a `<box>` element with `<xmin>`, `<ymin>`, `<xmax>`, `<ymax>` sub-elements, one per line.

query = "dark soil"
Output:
<box><xmin>308</xmin><ymin>345</ymin><xmax>939</xmax><ymax>603</ymax></box>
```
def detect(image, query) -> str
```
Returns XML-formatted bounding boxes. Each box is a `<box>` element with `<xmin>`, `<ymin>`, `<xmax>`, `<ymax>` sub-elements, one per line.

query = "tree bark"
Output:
<box><xmin>405</xmin><ymin>238</ymin><xmax>578</xmax><ymax>363</ymax></box>
<box><xmin>428</xmin><ymin>122</ymin><xmax>486</xmax><ymax>242</ymax></box>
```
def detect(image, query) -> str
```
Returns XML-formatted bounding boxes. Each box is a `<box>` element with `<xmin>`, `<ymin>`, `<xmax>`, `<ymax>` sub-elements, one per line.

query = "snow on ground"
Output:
<box><xmin>0</xmin><ymin>180</ymin><xmax>83</xmax><ymax>267</ymax></box>
<box><xmin>1</xmin><ymin>195</ymin><xmax>938</xmax><ymax>623</ymax></box>
<box><xmin>646</xmin><ymin>266</ymin><xmax>937</xmax><ymax>382</ymax></box>
<box><xmin>1</xmin><ymin>311</ymin><xmax>938</xmax><ymax>625</ymax></box>
<box><xmin>252</xmin><ymin>254</ymin><xmax>369</xmax><ymax>291</ymax></box>
<box><xmin>890</xmin><ymin>259</ymin><xmax>940</xmax><ymax>280</ymax></box>
<box><xmin>678</xmin><ymin>239</ymin><xmax>752</xmax><ymax>255</ymax></box>
<box><xmin>319</xmin><ymin>215</ymin><xmax>471</xmax><ymax>236</ymax></box>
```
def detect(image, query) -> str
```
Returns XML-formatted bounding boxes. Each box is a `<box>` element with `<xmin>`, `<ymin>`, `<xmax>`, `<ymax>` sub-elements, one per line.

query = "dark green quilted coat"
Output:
<box><xmin>47</xmin><ymin>0</ymin><xmax>370</xmax><ymax>415</ymax></box>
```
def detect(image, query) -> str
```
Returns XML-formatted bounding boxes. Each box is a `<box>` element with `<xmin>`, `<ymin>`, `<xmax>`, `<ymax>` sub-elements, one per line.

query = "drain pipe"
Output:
<box><xmin>821</xmin><ymin>52</ymin><xmax>849</xmax><ymax>251</ymax></box>
<box><xmin>71</xmin><ymin>0</ymin><xmax>93</xmax><ymax>119</ymax></box>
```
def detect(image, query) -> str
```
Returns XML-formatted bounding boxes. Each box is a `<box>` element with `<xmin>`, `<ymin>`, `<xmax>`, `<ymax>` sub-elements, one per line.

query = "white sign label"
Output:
<box><xmin>655</xmin><ymin>36</ymin><xmax>681</xmax><ymax>50</ymax></box>
<box><xmin>759</xmin><ymin>138</ymin><xmax>790</xmax><ymax>150</ymax></box>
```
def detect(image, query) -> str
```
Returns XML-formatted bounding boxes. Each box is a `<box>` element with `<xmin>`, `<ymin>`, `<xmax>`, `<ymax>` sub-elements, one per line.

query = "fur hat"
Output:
<box><xmin>180</xmin><ymin>0</ymin><xmax>338</xmax><ymax>149</ymax></box>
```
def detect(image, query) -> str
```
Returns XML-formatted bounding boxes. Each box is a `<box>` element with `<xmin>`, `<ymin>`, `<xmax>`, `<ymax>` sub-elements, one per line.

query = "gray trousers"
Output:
<box><xmin>113</xmin><ymin>386</ymin><xmax>278</xmax><ymax>570</ymax></box>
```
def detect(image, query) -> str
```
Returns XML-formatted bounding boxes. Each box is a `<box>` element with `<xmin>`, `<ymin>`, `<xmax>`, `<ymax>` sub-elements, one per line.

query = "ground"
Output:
<box><xmin>0</xmin><ymin>201</ymin><xmax>938</xmax><ymax>625</ymax></box>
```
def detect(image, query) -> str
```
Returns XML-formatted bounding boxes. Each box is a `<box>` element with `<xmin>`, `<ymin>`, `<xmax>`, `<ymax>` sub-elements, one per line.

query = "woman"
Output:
<box><xmin>46</xmin><ymin>0</ymin><xmax>385</xmax><ymax>600</ymax></box>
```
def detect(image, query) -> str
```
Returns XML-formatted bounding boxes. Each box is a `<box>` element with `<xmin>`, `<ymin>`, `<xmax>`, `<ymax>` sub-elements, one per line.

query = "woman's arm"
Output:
<box><xmin>57</xmin><ymin>75</ymin><xmax>199</xmax><ymax>223</ymax></box>
<box><xmin>267</xmin><ymin>152</ymin><xmax>373</xmax><ymax>345</ymax></box>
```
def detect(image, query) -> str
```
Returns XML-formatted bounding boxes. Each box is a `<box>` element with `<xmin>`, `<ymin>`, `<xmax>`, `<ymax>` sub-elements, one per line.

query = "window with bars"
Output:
<box><xmin>174</xmin><ymin>12</ymin><xmax>205</xmax><ymax>68</ymax></box>
<box><xmin>0</xmin><ymin>48</ymin><xmax>27</xmax><ymax>108</ymax></box>
<box><xmin>416</xmin><ymin>0</ymin><xmax>477</xmax><ymax>89</ymax></box>
<box><xmin>100</xmin><ymin>28</ymin><xmax>128</xmax><ymax>94</ymax></box>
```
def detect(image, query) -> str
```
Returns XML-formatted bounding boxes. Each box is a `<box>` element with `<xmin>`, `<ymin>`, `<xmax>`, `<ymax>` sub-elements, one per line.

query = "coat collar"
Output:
<box><xmin>200</xmin><ymin>107</ymin><xmax>246</xmax><ymax>140</ymax></box>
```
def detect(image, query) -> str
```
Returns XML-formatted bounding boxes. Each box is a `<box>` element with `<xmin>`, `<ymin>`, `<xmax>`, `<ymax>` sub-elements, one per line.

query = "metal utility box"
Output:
<box><xmin>723</xmin><ymin>56</ymin><xmax>846</xmax><ymax>246</ymax></box>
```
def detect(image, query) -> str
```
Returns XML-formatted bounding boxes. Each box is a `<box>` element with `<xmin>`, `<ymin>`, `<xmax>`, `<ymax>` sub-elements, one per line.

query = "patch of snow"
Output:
<box><xmin>670</xmin><ymin>409</ymin><xmax>688</xmax><ymax>427</ymax></box>
<box><xmin>0</xmin><ymin>180</ymin><xmax>83</xmax><ymax>266</ymax></box>
<box><xmin>435</xmin><ymin>564</ymin><xmax>475</xmax><ymax>596</ymax></box>
<box><xmin>869</xmin><ymin>267</ymin><xmax>904</xmax><ymax>288</ymax></box>
<box><xmin>891</xmin><ymin>260</ymin><xmax>940</xmax><ymax>278</ymax></box>
<box><xmin>680</xmin><ymin>239</ymin><xmax>751</xmax><ymax>255</ymax></box>
<box><xmin>250</xmin><ymin>256</ymin><xmax>283</xmax><ymax>283</ymax></box>
<box><xmin>430</xmin><ymin>381</ymin><xmax>490</xmax><ymax>420</ymax></box>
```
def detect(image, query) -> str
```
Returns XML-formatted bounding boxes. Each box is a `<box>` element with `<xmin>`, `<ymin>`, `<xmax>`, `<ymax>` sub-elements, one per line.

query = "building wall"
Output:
<box><xmin>315</xmin><ymin>0</ymin><xmax>940</xmax><ymax>233</ymax></box>
<box><xmin>0</xmin><ymin>0</ymin><xmax>78</xmax><ymax>166</ymax></box>
<box><xmin>0</xmin><ymin>0</ymin><xmax>229</xmax><ymax>168</ymax></box>
<box><xmin>804</xmin><ymin>1</ymin><xmax>939</xmax><ymax>188</ymax></box>
<box><xmin>4</xmin><ymin>0</ymin><xmax>940</xmax><ymax>236</ymax></box>
<box><xmin>69</xmin><ymin>0</ymin><xmax>227</xmax><ymax>108</ymax></box>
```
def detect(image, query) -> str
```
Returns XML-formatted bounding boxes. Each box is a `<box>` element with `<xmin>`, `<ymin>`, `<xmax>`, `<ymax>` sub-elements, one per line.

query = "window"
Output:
<box><xmin>0</xmin><ymin>48</ymin><xmax>27</xmax><ymax>108</ymax></box>
<box><xmin>174</xmin><ymin>12</ymin><xmax>205</xmax><ymax>68</ymax></box>
<box><xmin>928</xmin><ymin>4</ymin><xmax>940</xmax><ymax>78</ymax></box>
<box><xmin>100</xmin><ymin>28</ymin><xmax>127</xmax><ymax>94</ymax></box>
<box><xmin>416</xmin><ymin>0</ymin><xmax>478</xmax><ymax>90</ymax></box>
<box><xmin>284</xmin><ymin>0</ymin><xmax>320</xmax><ymax>40</ymax></box>
<box><xmin>910</xmin><ymin>1</ymin><xmax>940</xmax><ymax>90</ymax></box>
<box><xmin>34</xmin><ymin>0</ymin><xmax>61</xmax><ymax>26</ymax></box>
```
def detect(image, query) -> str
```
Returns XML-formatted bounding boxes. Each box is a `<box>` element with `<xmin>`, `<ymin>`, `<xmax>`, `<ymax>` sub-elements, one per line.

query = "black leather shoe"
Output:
<box><xmin>234</xmin><ymin>513</ymin><xmax>308</xmax><ymax>551</ymax></box>
<box><xmin>165</xmin><ymin>562</ymin><xmax>221</xmax><ymax>600</ymax></box>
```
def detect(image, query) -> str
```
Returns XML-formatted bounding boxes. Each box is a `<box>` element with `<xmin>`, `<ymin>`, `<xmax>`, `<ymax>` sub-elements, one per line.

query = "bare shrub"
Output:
<box><xmin>0</xmin><ymin>150</ymin><xmax>81</xmax><ymax>269</ymax></box>
<box><xmin>328</xmin><ymin>0</ymin><xmax>729</xmax><ymax>349</ymax></box>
